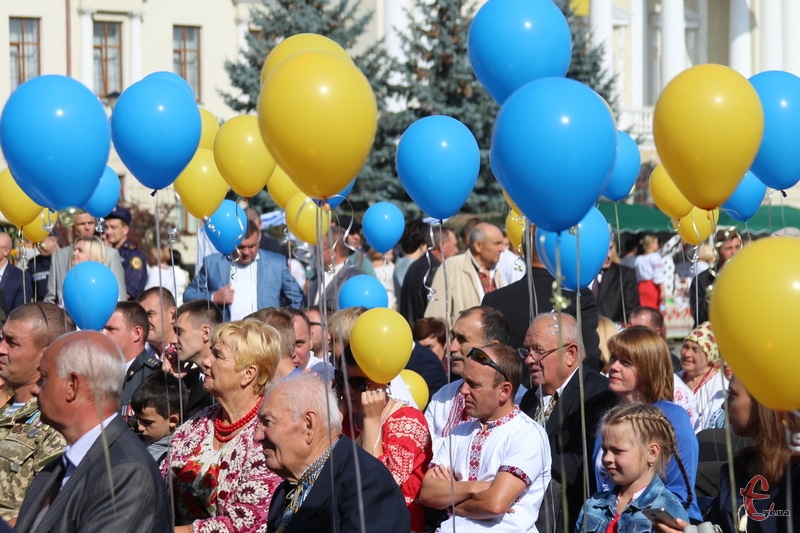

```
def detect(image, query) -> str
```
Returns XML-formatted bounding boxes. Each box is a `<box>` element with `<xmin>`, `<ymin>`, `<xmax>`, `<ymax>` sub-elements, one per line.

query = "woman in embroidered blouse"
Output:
<box><xmin>338</xmin><ymin>345</ymin><xmax>433</xmax><ymax>533</ymax></box>
<box><xmin>677</xmin><ymin>322</ymin><xmax>728</xmax><ymax>431</ymax></box>
<box><xmin>162</xmin><ymin>319</ymin><xmax>282</xmax><ymax>533</ymax></box>
<box><xmin>634</xmin><ymin>234</ymin><xmax>665</xmax><ymax>309</ymax></box>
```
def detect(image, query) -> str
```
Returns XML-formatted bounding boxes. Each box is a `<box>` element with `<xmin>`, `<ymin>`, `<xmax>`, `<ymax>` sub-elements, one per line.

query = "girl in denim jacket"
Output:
<box><xmin>575</xmin><ymin>403</ymin><xmax>691</xmax><ymax>532</ymax></box>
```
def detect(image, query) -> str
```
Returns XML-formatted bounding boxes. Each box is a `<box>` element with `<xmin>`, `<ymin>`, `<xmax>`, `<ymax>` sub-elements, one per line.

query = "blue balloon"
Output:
<box><xmin>749</xmin><ymin>71</ymin><xmax>800</xmax><ymax>190</ymax></box>
<box><xmin>721</xmin><ymin>170</ymin><xmax>767</xmax><ymax>221</ymax></box>
<box><xmin>396</xmin><ymin>116</ymin><xmax>480</xmax><ymax>220</ymax></box>
<box><xmin>62</xmin><ymin>261</ymin><xmax>119</xmax><ymax>330</ymax></box>
<box><xmin>83</xmin><ymin>166</ymin><xmax>121</xmax><ymax>218</ymax></box>
<box><xmin>110</xmin><ymin>77</ymin><xmax>201</xmax><ymax>190</ymax></box>
<box><xmin>535</xmin><ymin>207</ymin><xmax>610</xmax><ymax>291</ymax></box>
<box><xmin>316</xmin><ymin>179</ymin><xmax>355</xmax><ymax>209</ymax></box>
<box><xmin>0</xmin><ymin>75</ymin><xmax>110</xmax><ymax>209</ymax></box>
<box><xmin>468</xmin><ymin>0</ymin><xmax>572</xmax><ymax>104</ymax></box>
<box><xmin>338</xmin><ymin>275</ymin><xmax>389</xmax><ymax>310</ymax></box>
<box><xmin>144</xmin><ymin>71</ymin><xmax>195</xmax><ymax>98</ymax></box>
<box><xmin>362</xmin><ymin>202</ymin><xmax>405</xmax><ymax>253</ymax></box>
<box><xmin>603</xmin><ymin>131</ymin><xmax>641</xmax><ymax>201</ymax></box>
<box><xmin>206</xmin><ymin>200</ymin><xmax>247</xmax><ymax>255</ymax></box>
<box><xmin>491</xmin><ymin>77</ymin><xmax>617</xmax><ymax>233</ymax></box>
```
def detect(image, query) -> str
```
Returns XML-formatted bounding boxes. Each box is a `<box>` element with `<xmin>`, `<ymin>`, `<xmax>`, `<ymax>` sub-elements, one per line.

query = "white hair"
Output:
<box><xmin>267</xmin><ymin>373</ymin><xmax>342</xmax><ymax>432</ymax></box>
<box><xmin>55</xmin><ymin>332</ymin><xmax>126</xmax><ymax>405</ymax></box>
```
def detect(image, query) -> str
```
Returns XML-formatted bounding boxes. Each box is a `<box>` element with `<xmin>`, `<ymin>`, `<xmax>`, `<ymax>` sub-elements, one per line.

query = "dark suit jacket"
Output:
<box><xmin>520</xmin><ymin>368</ymin><xmax>618</xmax><ymax>532</ymax></box>
<box><xmin>307</xmin><ymin>264</ymin><xmax>365</xmax><ymax>311</ymax></box>
<box><xmin>399</xmin><ymin>254</ymin><xmax>441</xmax><ymax>326</ymax></box>
<box><xmin>0</xmin><ymin>263</ymin><xmax>32</xmax><ymax>312</ymax></box>
<box><xmin>184</xmin><ymin>251</ymin><xmax>304</xmax><ymax>320</ymax></box>
<box><xmin>15</xmin><ymin>416</ymin><xmax>171</xmax><ymax>533</ymax></box>
<box><xmin>689</xmin><ymin>269</ymin><xmax>714</xmax><ymax>326</ymax></box>
<box><xmin>482</xmin><ymin>267</ymin><xmax>602</xmax><ymax>371</ymax></box>
<box><xmin>121</xmin><ymin>350</ymin><xmax>162</xmax><ymax>412</ymax></box>
<box><xmin>266</xmin><ymin>435</ymin><xmax>409</xmax><ymax>533</ymax></box>
<box><xmin>596</xmin><ymin>263</ymin><xmax>640</xmax><ymax>323</ymax></box>
<box><xmin>405</xmin><ymin>342</ymin><xmax>448</xmax><ymax>406</ymax></box>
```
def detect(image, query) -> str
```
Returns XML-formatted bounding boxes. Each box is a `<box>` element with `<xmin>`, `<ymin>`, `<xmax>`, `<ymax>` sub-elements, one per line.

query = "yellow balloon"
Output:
<box><xmin>674</xmin><ymin>207</ymin><xmax>719</xmax><ymax>246</ymax></box>
<box><xmin>399</xmin><ymin>369</ymin><xmax>429</xmax><ymax>410</ymax></box>
<box><xmin>22</xmin><ymin>209</ymin><xmax>57</xmax><ymax>243</ymax></box>
<box><xmin>350</xmin><ymin>308</ymin><xmax>413</xmax><ymax>384</ymax></box>
<box><xmin>173</xmin><ymin>149</ymin><xmax>229</xmax><ymax>220</ymax></box>
<box><xmin>198</xmin><ymin>108</ymin><xmax>220</xmax><ymax>150</ymax></box>
<box><xmin>710</xmin><ymin>237</ymin><xmax>800</xmax><ymax>410</ymax></box>
<box><xmin>213</xmin><ymin>115</ymin><xmax>276</xmax><ymax>197</ymax></box>
<box><xmin>267</xmin><ymin>166</ymin><xmax>303</xmax><ymax>209</ymax></box>
<box><xmin>0</xmin><ymin>168</ymin><xmax>43</xmax><ymax>228</ymax></box>
<box><xmin>649</xmin><ymin>164</ymin><xmax>693</xmax><ymax>219</ymax></box>
<box><xmin>654</xmin><ymin>64</ymin><xmax>764</xmax><ymax>209</ymax></box>
<box><xmin>284</xmin><ymin>192</ymin><xmax>331</xmax><ymax>245</ymax></box>
<box><xmin>502</xmin><ymin>188</ymin><xmax>521</xmax><ymax>213</ymax></box>
<box><xmin>258</xmin><ymin>51</ymin><xmax>378</xmax><ymax>199</ymax></box>
<box><xmin>261</xmin><ymin>33</ymin><xmax>352</xmax><ymax>85</ymax></box>
<box><xmin>505</xmin><ymin>208</ymin><xmax>526</xmax><ymax>253</ymax></box>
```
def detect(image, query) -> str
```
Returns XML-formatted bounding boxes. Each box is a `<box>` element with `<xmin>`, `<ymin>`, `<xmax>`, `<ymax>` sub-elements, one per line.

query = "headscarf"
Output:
<box><xmin>684</xmin><ymin>321</ymin><xmax>720</xmax><ymax>367</ymax></box>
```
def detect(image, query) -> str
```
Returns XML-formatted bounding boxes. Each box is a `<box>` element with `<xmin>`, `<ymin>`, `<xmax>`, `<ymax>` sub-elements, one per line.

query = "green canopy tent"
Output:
<box><xmin>596</xmin><ymin>201</ymin><xmax>671</xmax><ymax>233</ymax></box>
<box><xmin>718</xmin><ymin>204</ymin><xmax>800</xmax><ymax>235</ymax></box>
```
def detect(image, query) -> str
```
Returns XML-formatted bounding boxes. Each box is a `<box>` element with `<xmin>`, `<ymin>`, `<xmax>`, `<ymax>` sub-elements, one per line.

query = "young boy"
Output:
<box><xmin>130</xmin><ymin>370</ymin><xmax>186</xmax><ymax>465</ymax></box>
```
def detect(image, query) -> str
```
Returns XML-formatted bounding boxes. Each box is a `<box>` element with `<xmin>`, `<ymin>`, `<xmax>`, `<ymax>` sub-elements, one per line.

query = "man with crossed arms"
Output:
<box><xmin>419</xmin><ymin>343</ymin><xmax>551</xmax><ymax>531</ymax></box>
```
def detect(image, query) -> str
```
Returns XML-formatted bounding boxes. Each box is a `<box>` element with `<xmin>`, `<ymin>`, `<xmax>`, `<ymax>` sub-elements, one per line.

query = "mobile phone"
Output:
<box><xmin>642</xmin><ymin>508</ymin><xmax>682</xmax><ymax>529</ymax></box>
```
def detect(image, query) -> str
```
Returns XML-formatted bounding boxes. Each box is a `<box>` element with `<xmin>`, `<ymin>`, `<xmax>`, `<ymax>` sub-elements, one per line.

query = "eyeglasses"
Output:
<box><xmin>346</xmin><ymin>375</ymin><xmax>373</xmax><ymax>392</ymax></box>
<box><xmin>467</xmin><ymin>347</ymin><xmax>509</xmax><ymax>382</ymax></box>
<box><xmin>516</xmin><ymin>345</ymin><xmax>569</xmax><ymax>361</ymax></box>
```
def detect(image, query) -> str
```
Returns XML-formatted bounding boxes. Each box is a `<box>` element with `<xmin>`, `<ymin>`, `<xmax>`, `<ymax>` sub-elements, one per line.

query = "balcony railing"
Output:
<box><xmin>618</xmin><ymin>106</ymin><xmax>654</xmax><ymax>144</ymax></box>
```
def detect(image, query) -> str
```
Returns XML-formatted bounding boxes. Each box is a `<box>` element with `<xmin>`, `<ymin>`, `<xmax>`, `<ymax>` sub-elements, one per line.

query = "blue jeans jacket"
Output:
<box><xmin>575</xmin><ymin>475</ymin><xmax>689</xmax><ymax>532</ymax></box>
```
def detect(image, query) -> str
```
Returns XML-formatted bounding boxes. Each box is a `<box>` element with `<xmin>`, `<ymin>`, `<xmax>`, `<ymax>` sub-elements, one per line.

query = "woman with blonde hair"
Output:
<box><xmin>595</xmin><ymin>326</ymin><xmax>702</xmax><ymax>522</ymax></box>
<box><xmin>71</xmin><ymin>235</ymin><xmax>106</xmax><ymax>266</ymax></box>
<box><xmin>163</xmin><ymin>319</ymin><xmax>282</xmax><ymax>532</ymax></box>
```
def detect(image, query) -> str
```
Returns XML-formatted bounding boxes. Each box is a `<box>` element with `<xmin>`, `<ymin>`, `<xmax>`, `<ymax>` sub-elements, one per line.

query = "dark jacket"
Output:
<box><xmin>595</xmin><ymin>262</ymin><xmax>640</xmax><ymax>323</ymax></box>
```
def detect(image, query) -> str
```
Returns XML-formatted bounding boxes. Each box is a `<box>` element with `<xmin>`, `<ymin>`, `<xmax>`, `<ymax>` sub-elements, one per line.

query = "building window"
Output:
<box><xmin>173</xmin><ymin>26</ymin><xmax>201</xmax><ymax>101</ymax></box>
<box><xmin>93</xmin><ymin>21</ymin><xmax>122</xmax><ymax>96</ymax></box>
<box><xmin>9</xmin><ymin>18</ymin><xmax>40</xmax><ymax>90</ymax></box>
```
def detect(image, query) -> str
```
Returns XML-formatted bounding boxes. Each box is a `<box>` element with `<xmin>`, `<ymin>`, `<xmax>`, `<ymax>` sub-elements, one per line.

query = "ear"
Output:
<box><xmin>647</xmin><ymin>442</ymin><xmax>660</xmax><ymax>466</ymax></box>
<box><xmin>499</xmin><ymin>380</ymin><xmax>513</xmax><ymax>403</ymax></box>
<box><xmin>65</xmin><ymin>372</ymin><xmax>80</xmax><ymax>402</ymax></box>
<box><xmin>201</xmin><ymin>325</ymin><xmax>211</xmax><ymax>344</ymax></box>
<box><xmin>303</xmin><ymin>410</ymin><xmax>318</xmax><ymax>444</ymax></box>
<box><xmin>565</xmin><ymin>343</ymin><xmax>580</xmax><ymax>367</ymax></box>
<box><xmin>168</xmin><ymin>413</ymin><xmax>180</xmax><ymax>431</ymax></box>
<box><xmin>240</xmin><ymin>365</ymin><xmax>258</xmax><ymax>389</ymax></box>
<box><xmin>132</xmin><ymin>325</ymin><xmax>144</xmax><ymax>344</ymax></box>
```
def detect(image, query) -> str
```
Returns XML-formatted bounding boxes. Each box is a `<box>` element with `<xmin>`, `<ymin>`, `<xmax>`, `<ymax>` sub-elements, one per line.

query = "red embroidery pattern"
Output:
<box><xmin>442</xmin><ymin>384</ymin><xmax>475</xmax><ymax>437</ymax></box>
<box><xmin>467</xmin><ymin>407</ymin><xmax>520</xmax><ymax>481</ymax></box>
<box><xmin>499</xmin><ymin>465</ymin><xmax>532</xmax><ymax>487</ymax></box>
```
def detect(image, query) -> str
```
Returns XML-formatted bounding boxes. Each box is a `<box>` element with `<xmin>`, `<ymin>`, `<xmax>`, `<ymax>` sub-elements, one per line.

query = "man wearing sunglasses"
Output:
<box><xmin>519</xmin><ymin>312</ymin><xmax>617</xmax><ymax>532</ymax></box>
<box><xmin>424</xmin><ymin>306</ymin><xmax>527</xmax><ymax>449</ymax></box>
<box><xmin>420</xmin><ymin>344</ymin><xmax>551</xmax><ymax>531</ymax></box>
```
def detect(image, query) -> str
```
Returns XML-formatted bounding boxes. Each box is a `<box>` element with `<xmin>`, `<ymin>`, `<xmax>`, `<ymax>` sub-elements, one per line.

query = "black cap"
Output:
<box><xmin>105</xmin><ymin>206</ymin><xmax>132</xmax><ymax>226</ymax></box>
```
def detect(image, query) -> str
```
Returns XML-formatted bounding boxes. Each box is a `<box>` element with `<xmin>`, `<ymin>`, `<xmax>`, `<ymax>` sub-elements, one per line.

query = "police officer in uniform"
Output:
<box><xmin>27</xmin><ymin>233</ymin><xmax>59</xmax><ymax>302</ymax></box>
<box><xmin>103</xmin><ymin>206</ymin><xmax>147</xmax><ymax>300</ymax></box>
<box><xmin>0</xmin><ymin>303</ymin><xmax>73</xmax><ymax>523</ymax></box>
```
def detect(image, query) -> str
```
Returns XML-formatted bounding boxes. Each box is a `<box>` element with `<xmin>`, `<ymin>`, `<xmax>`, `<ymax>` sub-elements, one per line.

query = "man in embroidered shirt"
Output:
<box><xmin>0</xmin><ymin>303</ymin><xmax>71</xmax><ymax>525</ymax></box>
<box><xmin>424</xmin><ymin>306</ymin><xmax>527</xmax><ymax>451</ymax></box>
<box><xmin>15</xmin><ymin>330</ymin><xmax>171</xmax><ymax>532</ymax></box>
<box><xmin>256</xmin><ymin>373</ymin><xmax>408</xmax><ymax>533</ymax></box>
<box><xmin>419</xmin><ymin>344</ymin><xmax>551</xmax><ymax>531</ymax></box>
<box><xmin>424</xmin><ymin>222</ymin><xmax>505</xmax><ymax>326</ymax></box>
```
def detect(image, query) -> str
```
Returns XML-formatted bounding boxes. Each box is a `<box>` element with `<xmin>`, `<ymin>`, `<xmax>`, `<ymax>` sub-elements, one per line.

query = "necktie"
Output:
<box><xmin>535</xmin><ymin>392</ymin><xmax>559</xmax><ymax>425</ymax></box>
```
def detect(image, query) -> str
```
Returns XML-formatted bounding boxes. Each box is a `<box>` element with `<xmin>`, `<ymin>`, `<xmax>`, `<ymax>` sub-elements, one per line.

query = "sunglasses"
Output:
<box><xmin>467</xmin><ymin>347</ymin><xmax>509</xmax><ymax>382</ymax></box>
<box><xmin>346</xmin><ymin>375</ymin><xmax>373</xmax><ymax>392</ymax></box>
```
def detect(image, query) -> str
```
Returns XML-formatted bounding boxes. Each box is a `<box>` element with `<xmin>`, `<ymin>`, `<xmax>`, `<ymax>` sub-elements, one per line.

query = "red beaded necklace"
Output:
<box><xmin>214</xmin><ymin>396</ymin><xmax>263</xmax><ymax>443</ymax></box>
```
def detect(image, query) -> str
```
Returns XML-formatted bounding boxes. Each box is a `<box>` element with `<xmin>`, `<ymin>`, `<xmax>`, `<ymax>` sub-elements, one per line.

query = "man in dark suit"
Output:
<box><xmin>257</xmin><ymin>373</ymin><xmax>409</xmax><ymax>533</ymax></box>
<box><xmin>482</xmin><ymin>244</ymin><xmax>603</xmax><ymax>371</ymax></box>
<box><xmin>0</xmin><ymin>232</ymin><xmax>32</xmax><ymax>312</ymax></box>
<box><xmin>15</xmin><ymin>330</ymin><xmax>171</xmax><ymax>533</ymax></box>
<box><xmin>592</xmin><ymin>242</ymin><xmax>640</xmax><ymax>323</ymax></box>
<box><xmin>307</xmin><ymin>226</ymin><xmax>365</xmax><ymax>311</ymax></box>
<box><xmin>519</xmin><ymin>313</ymin><xmax>618</xmax><ymax>533</ymax></box>
<box><xmin>184</xmin><ymin>221</ymin><xmax>304</xmax><ymax>321</ymax></box>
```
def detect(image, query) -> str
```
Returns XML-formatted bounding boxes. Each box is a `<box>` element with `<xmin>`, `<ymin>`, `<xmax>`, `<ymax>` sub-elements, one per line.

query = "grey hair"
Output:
<box><xmin>532</xmin><ymin>312</ymin><xmax>579</xmax><ymax>344</ymax></box>
<box><xmin>54</xmin><ymin>332</ymin><xmax>126</xmax><ymax>405</ymax></box>
<box><xmin>267</xmin><ymin>373</ymin><xmax>342</xmax><ymax>433</ymax></box>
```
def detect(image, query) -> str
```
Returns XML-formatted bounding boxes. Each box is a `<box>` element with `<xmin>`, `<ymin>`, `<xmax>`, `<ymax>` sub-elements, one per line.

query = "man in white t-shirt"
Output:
<box><xmin>419</xmin><ymin>344</ymin><xmax>551</xmax><ymax>532</ymax></box>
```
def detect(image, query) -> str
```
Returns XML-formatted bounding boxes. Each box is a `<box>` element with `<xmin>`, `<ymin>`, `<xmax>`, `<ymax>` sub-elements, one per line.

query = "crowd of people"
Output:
<box><xmin>0</xmin><ymin>209</ymin><xmax>797</xmax><ymax>533</ymax></box>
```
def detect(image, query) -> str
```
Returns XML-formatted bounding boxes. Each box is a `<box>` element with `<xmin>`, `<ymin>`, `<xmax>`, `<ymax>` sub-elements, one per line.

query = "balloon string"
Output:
<box><xmin>423</xmin><ymin>224</ymin><xmax>438</xmax><ymax>305</ymax></box>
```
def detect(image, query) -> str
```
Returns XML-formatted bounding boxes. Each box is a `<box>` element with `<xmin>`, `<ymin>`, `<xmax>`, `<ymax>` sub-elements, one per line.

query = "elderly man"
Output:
<box><xmin>419</xmin><ymin>344</ymin><xmax>551</xmax><ymax>531</ymax></box>
<box><xmin>425</xmin><ymin>222</ymin><xmax>505</xmax><ymax>325</ymax></box>
<box><xmin>519</xmin><ymin>313</ymin><xmax>617</xmax><ymax>531</ymax></box>
<box><xmin>15</xmin><ymin>331</ymin><xmax>171</xmax><ymax>533</ymax></box>
<box><xmin>307</xmin><ymin>226</ymin><xmax>365</xmax><ymax>310</ymax></box>
<box><xmin>102</xmin><ymin>302</ymin><xmax>161</xmax><ymax>418</ymax></box>
<box><xmin>0</xmin><ymin>232</ymin><xmax>32</xmax><ymax>312</ymax></box>
<box><xmin>44</xmin><ymin>211</ymin><xmax>126</xmax><ymax>304</ymax></box>
<box><xmin>103</xmin><ymin>206</ymin><xmax>148</xmax><ymax>300</ymax></box>
<box><xmin>185</xmin><ymin>221</ymin><xmax>304</xmax><ymax>321</ymax></box>
<box><xmin>136</xmin><ymin>287</ymin><xmax>177</xmax><ymax>357</ymax></box>
<box><xmin>255</xmin><ymin>373</ymin><xmax>409</xmax><ymax>533</ymax></box>
<box><xmin>424</xmin><ymin>306</ymin><xmax>525</xmax><ymax>445</ymax></box>
<box><xmin>0</xmin><ymin>303</ymin><xmax>72</xmax><ymax>524</ymax></box>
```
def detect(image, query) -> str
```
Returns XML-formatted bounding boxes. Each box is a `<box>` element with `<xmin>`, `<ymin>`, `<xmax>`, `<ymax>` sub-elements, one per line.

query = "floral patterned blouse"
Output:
<box><xmin>161</xmin><ymin>404</ymin><xmax>281</xmax><ymax>532</ymax></box>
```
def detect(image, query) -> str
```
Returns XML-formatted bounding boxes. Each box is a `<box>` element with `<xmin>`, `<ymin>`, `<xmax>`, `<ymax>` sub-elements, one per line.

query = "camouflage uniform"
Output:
<box><xmin>0</xmin><ymin>398</ymin><xmax>65</xmax><ymax>521</ymax></box>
